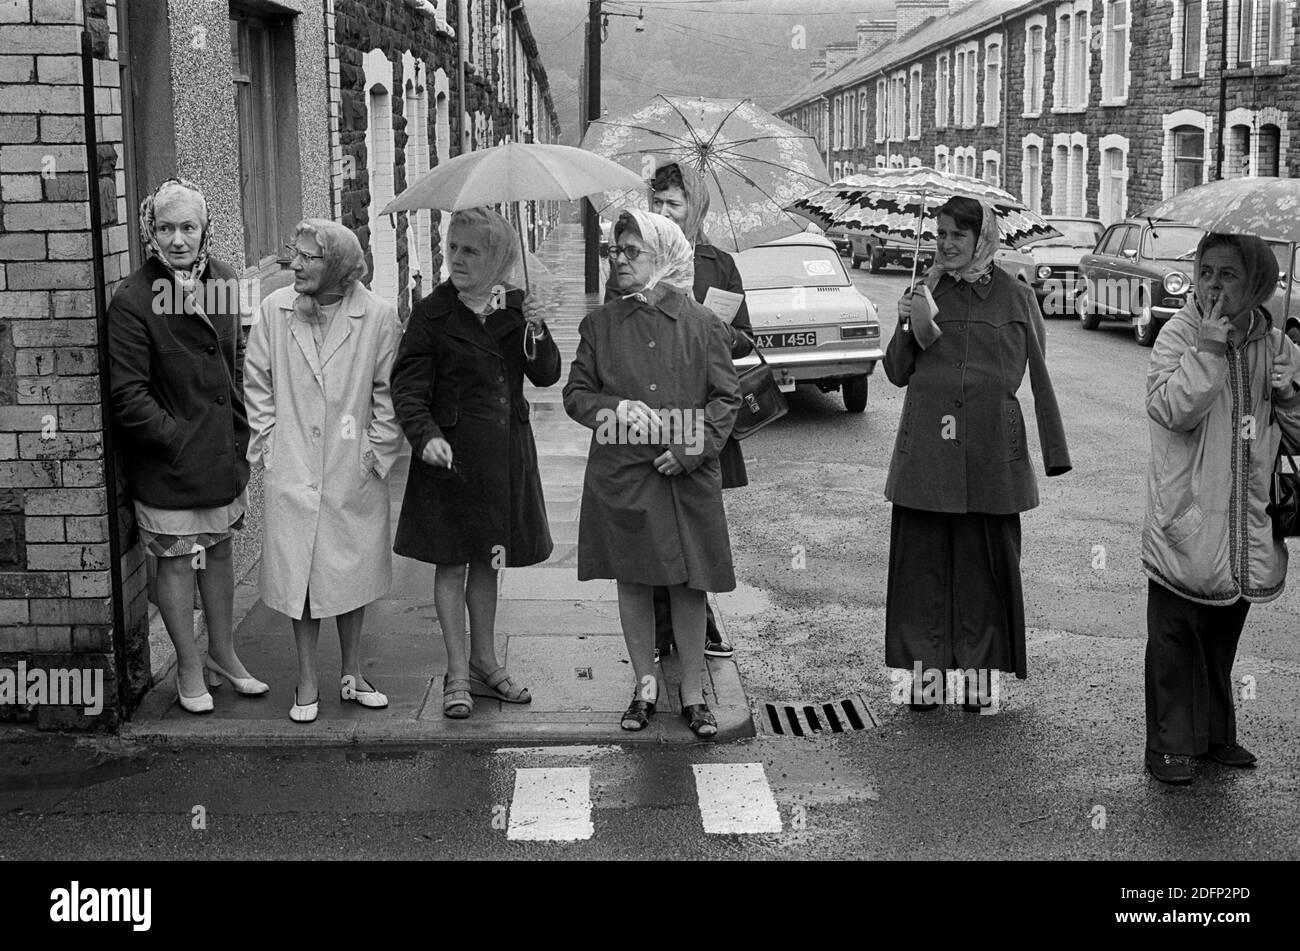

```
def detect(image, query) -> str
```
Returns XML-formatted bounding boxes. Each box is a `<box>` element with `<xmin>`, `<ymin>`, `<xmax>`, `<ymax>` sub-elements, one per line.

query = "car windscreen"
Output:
<box><xmin>1143</xmin><ymin>226</ymin><xmax>1203</xmax><ymax>260</ymax></box>
<box><xmin>1037</xmin><ymin>222</ymin><xmax>1105</xmax><ymax>247</ymax></box>
<box><xmin>734</xmin><ymin>245</ymin><xmax>852</xmax><ymax>289</ymax></box>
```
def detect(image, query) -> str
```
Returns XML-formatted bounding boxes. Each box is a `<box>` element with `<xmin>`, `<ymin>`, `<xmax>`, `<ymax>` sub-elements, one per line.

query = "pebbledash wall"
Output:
<box><xmin>778</xmin><ymin>0</ymin><xmax>1299</xmax><ymax>225</ymax></box>
<box><xmin>0</xmin><ymin>0</ymin><xmax>560</xmax><ymax>730</ymax></box>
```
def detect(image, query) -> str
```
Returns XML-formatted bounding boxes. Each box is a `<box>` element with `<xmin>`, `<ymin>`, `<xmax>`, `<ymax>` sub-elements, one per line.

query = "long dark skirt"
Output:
<box><xmin>884</xmin><ymin>504</ymin><xmax>1027</xmax><ymax>680</ymax></box>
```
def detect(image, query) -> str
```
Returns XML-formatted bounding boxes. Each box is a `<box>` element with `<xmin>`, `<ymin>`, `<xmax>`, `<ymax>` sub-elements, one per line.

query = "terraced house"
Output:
<box><xmin>0</xmin><ymin>0</ymin><xmax>560</xmax><ymax>728</ymax></box>
<box><xmin>777</xmin><ymin>0</ymin><xmax>1298</xmax><ymax>224</ymax></box>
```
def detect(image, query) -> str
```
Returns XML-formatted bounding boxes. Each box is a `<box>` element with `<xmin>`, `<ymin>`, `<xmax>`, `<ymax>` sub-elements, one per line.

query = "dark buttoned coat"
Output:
<box><xmin>391</xmin><ymin>281</ymin><xmax>561</xmax><ymax>565</ymax></box>
<box><xmin>883</xmin><ymin>268</ymin><xmax>1071</xmax><ymax>514</ymax></box>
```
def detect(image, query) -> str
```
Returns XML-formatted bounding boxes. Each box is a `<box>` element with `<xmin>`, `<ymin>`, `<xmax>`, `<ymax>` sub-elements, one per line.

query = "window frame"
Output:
<box><xmin>876</xmin><ymin>78</ymin><xmax>887</xmax><ymax>143</ymax></box>
<box><xmin>1101</xmin><ymin>0</ymin><xmax>1130</xmax><ymax>105</ymax></box>
<box><xmin>936</xmin><ymin>52</ymin><xmax>950</xmax><ymax>128</ymax></box>
<box><xmin>1023</xmin><ymin>16</ymin><xmax>1046</xmax><ymax>117</ymax></box>
<box><xmin>1022</xmin><ymin>133</ymin><xmax>1044</xmax><ymax>212</ymax></box>
<box><xmin>909</xmin><ymin>64</ymin><xmax>923</xmax><ymax>140</ymax></box>
<box><xmin>983</xmin><ymin>34</ymin><xmax>1002</xmax><ymax>126</ymax></box>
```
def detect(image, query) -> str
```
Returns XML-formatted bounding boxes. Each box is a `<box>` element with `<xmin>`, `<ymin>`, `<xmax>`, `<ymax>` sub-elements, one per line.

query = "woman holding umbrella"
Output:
<box><xmin>391</xmin><ymin>207</ymin><xmax>560</xmax><ymax>719</ymax></box>
<box><xmin>605</xmin><ymin>161</ymin><xmax>752</xmax><ymax>660</ymax></box>
<box><xmin>886</xmin><ymin>196</ymin><xmax>1071</xmax><ymax>711</ymax></box>
<box><xmin>564</xmin><ymin>209</ymin><xmax>741</xmax><ymax>737</ymax></box>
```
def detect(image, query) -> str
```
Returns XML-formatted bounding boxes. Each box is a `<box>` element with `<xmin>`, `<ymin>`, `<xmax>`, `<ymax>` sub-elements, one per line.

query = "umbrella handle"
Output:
<box><xmin>516</xmin><ymin>201</ymin><xmax>541</xmax><ymax>360</ymax></box>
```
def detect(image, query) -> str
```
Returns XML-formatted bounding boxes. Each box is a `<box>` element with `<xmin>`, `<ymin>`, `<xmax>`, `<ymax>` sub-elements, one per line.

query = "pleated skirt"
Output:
<box><xmin>884</xmin><ymin>504</ymin><xmax>1027</xmax><ymax>680</ymax></box>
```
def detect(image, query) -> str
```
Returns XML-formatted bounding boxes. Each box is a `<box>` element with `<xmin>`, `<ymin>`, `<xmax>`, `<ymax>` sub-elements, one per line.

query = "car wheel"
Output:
<box><xmin>1133</xmin><ymin>287</ymin><xmax>1159</xmax><ymax>346</ymax></box>
<box><xmin>869</xmin><ymin>247</ymin><xmax>885</xmax><ymax>273</ymax></box>
<box><xmin>842</xmin><ymin>376</ymin><xmax>868</xmax><ymax>413</ymax></box>
<box><xmin>1077</xmin><ymin>283</ymin><xmax>1101</xmax><ymax>330</ymax></box>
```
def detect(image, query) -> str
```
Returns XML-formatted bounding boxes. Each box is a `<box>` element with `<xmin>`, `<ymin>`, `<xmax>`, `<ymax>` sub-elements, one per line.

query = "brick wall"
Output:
<box><xmin>0</xmin><ymin>0</ymin><xmax>141</xmax><ymax>730</ymax></box>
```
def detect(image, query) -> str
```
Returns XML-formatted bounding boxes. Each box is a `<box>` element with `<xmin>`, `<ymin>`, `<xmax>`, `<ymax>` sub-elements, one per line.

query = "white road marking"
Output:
<box><xmin>692</xmin><ymin>763</ymin><xmax>783</xmax><ymax>834</ymax></box>
<box><xmin>506</xmin><ymin>767</ymin><xmax>594</xmax><ymax>841</ymax></box>
<box><xmin>493</xmin><ymin>745</ymin><xmax>624</xmax><ymax>757</ymax></box>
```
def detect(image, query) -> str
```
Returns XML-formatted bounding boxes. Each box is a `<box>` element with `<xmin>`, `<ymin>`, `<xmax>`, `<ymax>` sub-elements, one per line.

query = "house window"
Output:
<box><xmin>984</xmin><ymin>39</ymin><xmax>1001</xmax><ymax>125</ymax></box>
<box><xmin>1025</xmin><ymin>24</ymin><xmax>1045</xmax><ymax>114</ymax></box>
<box><xmin>936</xmin><ymin>54</ymin><xmax>949</xmax><ymax>127</ymax></box>
<box><xmin>1228</xmin><ymin>125</ymin><xmax>1252</xmax><ymax>178</ymax></box>
<box><xmin>876</xmin><ymin>79</ymin><xmax>887</xmax><ymax>142</ymax></box>
<box><xmin>1238</xmin><ymin>0</ymin><xmax>1255</xmax><ymax>65</ymax></box>
<box><xmin>964</xmin><ymin>44</ymin><xmax>978</xmax><ymax>124</ymax></box>
<box><xmin>983</xmin><ymin>152</ymin><xmax>1000</xmax><ymax>186</ymax></box>
<box><xmin>1070</xmin><ymin>143</ymin><xmax>1086</xmax><ymax>215</ymax></box>
<box><xmin>859</xmin><ymin>93</ymin><xmax>869</xmax><ymax>147</ymax></box>
<box><xmin>1265</xmin><ymin>0</ymin><xmax>1290</xmax><ymax>63</ymax></box>
<box><xmin>875</xmin><ymin>154</ymin><xmax>887</xmax><ymax>169</ymax></box>
<box><xmin>954</xmin><ymin>48</ymin><xmax>967</xmax><ymax>125</ymax></box>
<box><xmin>891</xmin><ymin>72</ymin><xmax>907</xmax><ymax>140</ymax></box>
<box><xmin>1173</xmin><ymin>125</ymin><xmax>1205</xmax><ymax>192</ymax></box>
<box><xmin>1103</xmin><ymin>1</ymin><xmax>1129</xmax><ymax>101</ymax></box>
<box><xmin>1052</xmin><ymin>143</ymin><xmax>1070</xmax><ymax>214</ymax></box>
<box><xmin>1023</xmin><ymin>141</ymin><xmax>1043</xmax><ymax>212</ymax></box>
<box><xmin>910</xmin><ymin>66</ymin><xmax>922</xmax><ymax>138</ymax></box>
<box><xmin>909</xmin><ymin>156</ymin><xmax>922</xmax><ymax>168</ymax></box>
<box><xmin>1073</xmin><ymin>11</ymin><xmax>1089</xmax><ymax>105</ymax></box>
<box><xmin>1055</xmin><ymin>13</ymin><xmax>1072</xmax><ymax>107</ymax></box>
<box><xmin>230</xmin><ymin>9</ymin><xmax>303</xmax><ymax>272</ymax></box>
<box><xmin>935</xmin><ymin>145</ymin><xmax>949</xmax><ymax>172</ymax></box>
<box><xmin>1258</xmin><ymin>124</ymin><xmax>1281</xmax><ymax>176</ymax></box>
<box><xmin>1183</xmin><ymin>1</ymin><xmax>1203</xmax><ymax>77</ymax></box>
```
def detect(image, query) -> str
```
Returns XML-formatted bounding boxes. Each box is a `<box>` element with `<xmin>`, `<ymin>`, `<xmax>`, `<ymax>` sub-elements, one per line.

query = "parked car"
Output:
<box><xmin>843</xmin><ymin>231</ymin><xmax>933</xmax><ymax>273</ymax></box>
<box><xmin>1018</xmin><ymin>217</ymin><xmax>1105</xmax><ymax>309</ymax></box>
<box><xmin>1077</xmin><ymin>220</ymin><xmax>1202</xmax><ymax>346</ymax></box>
<box><xmin>824</xmin><ymin>227</ymin><xmax>852</xmax><ymax>257</ymax></box>
<box><xmin>731</xmin><ymin>233</ymin><xmax>884</xmax><ymax>412</ymax></box>
<box><xmin>992</xmin><ymin>245</ymin><xmax>1037</xmax><ymax>286</ymax></box>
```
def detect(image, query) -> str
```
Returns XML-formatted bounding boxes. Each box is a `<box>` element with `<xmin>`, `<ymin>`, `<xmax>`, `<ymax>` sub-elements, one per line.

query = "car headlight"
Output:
<box><xmin>1164</xmin><ymin>271</ymin><xmax>1190</xmax><ymax>295</ymax></box>
<box><xmin>1036</xmin><ymin>265</ymin><xmax>1053</xmax><ymax>280</ymax></box>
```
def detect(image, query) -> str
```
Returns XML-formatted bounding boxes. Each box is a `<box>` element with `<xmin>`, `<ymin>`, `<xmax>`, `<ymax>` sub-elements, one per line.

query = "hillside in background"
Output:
<box><xmin>525</xmin><ymin>0</ymin><xmax>895</xmax><ymax>143</ymax></box>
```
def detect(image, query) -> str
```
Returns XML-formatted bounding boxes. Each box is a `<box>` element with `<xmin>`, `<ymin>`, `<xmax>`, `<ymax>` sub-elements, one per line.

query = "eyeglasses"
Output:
<box><xmin>284</xmin><ymin>243</ymin><xmax>324</xmax><ymax>263</ymax></box>
<box><xmin>605</xmin><ymin>245</ymin><xmax>644</xmax><ymax>262</ymax></box>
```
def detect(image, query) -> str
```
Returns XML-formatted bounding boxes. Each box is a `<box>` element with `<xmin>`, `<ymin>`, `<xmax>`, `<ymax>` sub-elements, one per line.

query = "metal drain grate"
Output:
<box><xmin>757</xmin><ymin>695</ymin><xmax>878</xmax><ymax>737</ymax></box>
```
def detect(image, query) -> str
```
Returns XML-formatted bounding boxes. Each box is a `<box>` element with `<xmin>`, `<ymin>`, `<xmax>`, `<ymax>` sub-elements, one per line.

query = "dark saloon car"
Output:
<box><xmin>1022</xmin><ymin>217</ymin><xmax>1105</xmax><ymax>309</ymax></box>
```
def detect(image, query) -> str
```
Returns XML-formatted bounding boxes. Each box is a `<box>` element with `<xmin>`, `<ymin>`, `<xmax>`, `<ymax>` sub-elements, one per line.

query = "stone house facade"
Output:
<box><xmin>778</xmin><ymin>0</ymin><xmax>1298</xmax><ymax>226</ymax></box>
<box><xmin>0</xmin><ymin>0</ymin><xmax>559</xmax><ymax>729</ymax></box>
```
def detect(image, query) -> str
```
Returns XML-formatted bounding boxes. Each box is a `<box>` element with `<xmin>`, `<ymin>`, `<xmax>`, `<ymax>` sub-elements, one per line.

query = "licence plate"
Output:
<box><xmin>753</xmin><ymin>331</ymin><xmax>817</xmax><ymax>348</ymax></box>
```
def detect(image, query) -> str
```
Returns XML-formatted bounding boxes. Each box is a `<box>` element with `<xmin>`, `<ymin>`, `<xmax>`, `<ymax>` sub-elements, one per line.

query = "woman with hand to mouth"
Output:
<box><xmin>884</xmin><ymin>196</ymin><xmax>1071</xmax><ymax>713</ymax></box>
<box><xmin>108</xmin><ymin>179</ymin><xmax>263</xmax><ymax>714</ymax></box>
<box><xmin>1142</xmin><ymin>232</ymin><xmax>1300</xmax><ymax>784</ymax></box>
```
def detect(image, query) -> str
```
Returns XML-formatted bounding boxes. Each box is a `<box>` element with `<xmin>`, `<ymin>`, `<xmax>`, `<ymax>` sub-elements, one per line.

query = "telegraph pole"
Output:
<box><xmin>584</xmin><ymin>0</ymin><xmax>602</xmax><ymax>293</ymax></box>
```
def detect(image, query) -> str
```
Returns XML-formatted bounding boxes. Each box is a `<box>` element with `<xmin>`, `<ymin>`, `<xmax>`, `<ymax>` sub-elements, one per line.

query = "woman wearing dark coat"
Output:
<box><xmin>565</xmin><ymin>209</ymin><xmax>741</xmax><ymax>737</ymax></box>
<box><xmin>885</xmin><ymin>196</ymin><xmax>1071</xmax><ymax>711</ymax></box>
<box><xmin>108</xmin><ymin>178</ymin><xmax>265</xmax><ymax>714</ymax></box>
<box><xmin>603</xmin><ymin>162</ymin><xmax>750</xmax><ymax>657</ymax></box>
<box><xmin>391</xmin><ymin>207</ymin><xmax>561</xmax><ymax>719</ymax></box>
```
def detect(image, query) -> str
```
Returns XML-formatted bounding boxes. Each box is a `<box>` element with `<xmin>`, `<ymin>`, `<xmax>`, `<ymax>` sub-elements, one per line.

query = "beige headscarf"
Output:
<box><xmin>448</xmin><ymin>207</ymin><xmax>523</xmax><ymax>315</ymax></box>
<box><xmin>613</xmin><ymin>209</ymin><xmax>695</xmax><ymax>299</ymax></box>
<box><xmin>290</xmin><ymin>218</ymin><xmax>367</xmax><ymax>324</ymax></box>
<box><xmin>1191</xmin><ymin>232</ymin><xmax>1282</xmax><ymax>323</ymax></box>
<box><xmin>651</xmin><ymin>162</ymin><xmax>711</xmax><ymax>246</ymax></box>
<box><xmin>924</xmin><ymin>196</ymin><xmax>1001</xmax><ymax>289</ymax></box>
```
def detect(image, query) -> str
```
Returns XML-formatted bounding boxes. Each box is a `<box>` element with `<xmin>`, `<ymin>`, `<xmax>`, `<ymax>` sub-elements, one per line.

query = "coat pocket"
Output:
<box><xmin>1165</xmin><ymin>502</ymin><xmax>1205</xmax><ymax>549</ymax></box>
<box><xmin>1001</xmin><ymin>399</ymin><xmax>1026</xmax><ymax>462</ymax></box>
<box><xmin>433</xmin><ymin>406</ymin><xmax>459</xmax><ymax>430</ymax></box>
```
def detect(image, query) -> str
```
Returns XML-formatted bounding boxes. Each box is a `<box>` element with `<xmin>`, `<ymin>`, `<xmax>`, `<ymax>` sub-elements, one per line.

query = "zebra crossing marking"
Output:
<box><xmin>692</xmin><ymin>763</ymin><xmax>784</xmax><ymax>834</ymax></box>
<box><xmin>506</xmin><ymin>766</ymin><xmax>594</xmax><ymax>841</ymax></box>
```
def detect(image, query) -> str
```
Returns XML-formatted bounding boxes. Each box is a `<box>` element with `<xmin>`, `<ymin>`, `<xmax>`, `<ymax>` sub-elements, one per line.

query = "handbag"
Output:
<box><xmin>731</xmin><ymin>332</ymin><xmax>788</xmax><ymax>440</ymax></box>
<box><xmin>1267</xmin><ymin>331</ymin><xmax>1300</xmax><ymax>537</ymax></box>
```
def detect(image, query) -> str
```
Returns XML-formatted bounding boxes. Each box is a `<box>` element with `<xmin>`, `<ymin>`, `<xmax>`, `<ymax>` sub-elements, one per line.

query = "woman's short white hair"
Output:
<box><xmin>153</xmin><ymin>180</ymin><xmax>209</xmax><ymax>227</ymax></box>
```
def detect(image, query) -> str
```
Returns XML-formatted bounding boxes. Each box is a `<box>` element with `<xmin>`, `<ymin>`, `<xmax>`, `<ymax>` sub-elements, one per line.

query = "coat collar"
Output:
<box><xmin>609</xmin><ymin>285</ymin><xmax>687</xmax><ymax>320</ymax></box>
<box><xmin>430</xmin><ymin>280</ymin><xmax>522</xmax><ymax>355</ymax></box>
<box><xmin>278</xmin><ymin>282</ymin><xmax>369</xmax><ymax>374</ymax></box>
<box><xmin>931</xmin><ymin>270</ymin><xmax>996</xmax><ymax>301</ymax></box>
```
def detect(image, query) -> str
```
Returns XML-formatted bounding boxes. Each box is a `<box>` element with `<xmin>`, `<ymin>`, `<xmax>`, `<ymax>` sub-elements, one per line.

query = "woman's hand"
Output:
<box><xmin>522</xmin><ymin>294</ymin><xmax>548</xmax><ymax>335</ymax></box>
<box><xmin>1273</xmin><ymin>339</ymin><xmax>1300</xmax><ymax>393</ymax></box>
<box><xmin>654</xmin><ymin>449</ymin><xmax>684</xmax><ymax>476</ymax></box>
<box><xmin>897</xmin><ymin>286</ymin><xmax>914</xmax><ymax>327</ymax></box>
<box><xmin>421</xmin><ymin>437</ymin><xmax>453</xmax><ymax>469</ymax></box>
<box><xmin>1199</xmin><ymin>293</ymin><xmax>1232</xmax><ymax>347</ymax></box>
<box><xmin>616</xmin><ymin>399</ymin><xmax>662</xmax><ymax>442</ymax></box>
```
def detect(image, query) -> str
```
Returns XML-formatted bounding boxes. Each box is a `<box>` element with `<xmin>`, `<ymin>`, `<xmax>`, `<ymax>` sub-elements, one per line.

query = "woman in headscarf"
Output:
<box><xmin>1142</xmin><ymin>232</ymin><xmax>1300</xmax><ymax>783</ymax></box>
<box><xmin>108</xmin><ymin>178</ymin><xmax>263</xmax><ymax>713</ymax></box>
<box><xmin>244</xmin><ymin>219</ymin><xmax>405</xmax><ymax>723</ymax></box>
<box><xmin>605</xmin><ymin>162</ymin><xmax>753</xmax><ymax>662</ymax></box>
<box><xmin>885</xmin><ymin>196</ymin><xmax>1071</xmax><ymax>713</ymax></box>
<box><xmin>565</xmin><ymin>209</ymin><xmax>741</xmax><ymax>737</ymax></box>
<box><xmin>391</xmin><ymin>207</ymin><xmax>560</xmax><ymax>719</ymax></box>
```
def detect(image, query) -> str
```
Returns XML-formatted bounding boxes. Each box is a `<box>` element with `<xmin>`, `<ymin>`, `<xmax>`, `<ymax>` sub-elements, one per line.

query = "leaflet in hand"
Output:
<box><xmin>702</xmin><ymin>287</ymin><xmax>745</xmax><ymax>324</ymax></box>
<box><xmin>911</xmin><ymin>283</ymin><xmax>942</xmax><ymax>349</ymax></box>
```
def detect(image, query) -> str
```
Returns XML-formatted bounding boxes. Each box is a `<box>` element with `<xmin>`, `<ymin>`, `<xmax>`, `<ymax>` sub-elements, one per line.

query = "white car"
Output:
<box><xmin>731</xmin><ymin>234</ymin><xmax>884</xmax><ymax>413</ymax></box>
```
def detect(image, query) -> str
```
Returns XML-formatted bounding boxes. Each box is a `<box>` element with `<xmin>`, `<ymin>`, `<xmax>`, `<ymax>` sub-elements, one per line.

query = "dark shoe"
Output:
<box><xmin>1145</xmin><ymin>749</ymin><xmax>1193</xmax><ymax>784</ymax></box>
<box><xmin>1207</xmin><ymin>743</ymin><xmax>1257</xmax><ymax>767</ymax></box>
<box><xmin>962</xmin><ymin>683</ymin><xmax>993</xmax><ymax>713</ymax></box>
<box><xmin>704</xmin><ymin>637</ymin><xmax>734</xmax><ymax>658</ymax></box>
<box><xmin>620</xmin><ymin>697</ymin><xmax>655</xmax><ymax>731</ymax></box>
<box><xmin>683</xmin><ymin>703</ymin><xmax>718</xmax><ymax>738</ymax></box>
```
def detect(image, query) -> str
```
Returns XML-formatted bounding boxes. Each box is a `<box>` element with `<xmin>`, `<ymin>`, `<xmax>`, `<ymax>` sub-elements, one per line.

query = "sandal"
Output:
<box><xmin>621</xmin><ymin>696</ymin><xmax>655</xmax><ymax>731</ymax></box>
<box><xmin>682</xmin><ymin>703</ymin><xmax>718</xmax><ymax>738</ymax></box>
<box><xmin>442</xmin><ymin>675</ymin><xmax>473</xmax><ymax>719</ymax></box>
<box><xmin>467</xmin><ymin>663</ymin><xmax>531</xmax><ymax>704</ymax></box>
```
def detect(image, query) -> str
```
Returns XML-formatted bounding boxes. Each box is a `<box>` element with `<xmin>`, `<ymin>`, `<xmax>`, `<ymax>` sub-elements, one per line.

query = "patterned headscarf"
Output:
<box><xmin>1192</xmin><ymin>232</ymin><xmax>1281</xmax><ymax>323</ymax></box>
<box><xmin>651</xmin><ymin>162</ymin><xmax>711</xmax><ymax>246</ymax></box>
<box><xmin>925</xmin><ymin>197</ymin><xmax>1000</xmax><ymax>288</ymax></box>
<box><xmin>289</xmin><ymin>218</ymin><xmax>367</xmax><ymax>324</ymax></box>
<box><xmin>613</xmin><ymin>209</ymin><xmax>695</xmax><ymax>299</ymax></box>
<box><xmin>448</xmin><ymin>207</ymin><xmax>523</xmax><ymax>315</ymax></box>
<box><xmin>139</xmin><ymin>178</ymin><xmax>211</xmax><ymax>308</ymax></box>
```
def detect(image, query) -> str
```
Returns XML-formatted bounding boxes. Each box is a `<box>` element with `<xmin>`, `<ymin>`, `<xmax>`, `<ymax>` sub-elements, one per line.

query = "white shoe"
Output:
<box><xmin>204</xmin><ymin>655</ymin><xmax>270</xmax><ymax>696</ymax></box>
<box><xmin>340</xmin><ymin>674</ymin><xmax>388</xmax><ymax>709</ymax></box>
<box><xmin>290</xmin><ymin>688</ymin><xmax>319</xmax><ymax>723</ymax></box>
<box><xmin>177</xmin><ymin>679</ymin><xmax>214</xmax><ymax>714</ymax></box>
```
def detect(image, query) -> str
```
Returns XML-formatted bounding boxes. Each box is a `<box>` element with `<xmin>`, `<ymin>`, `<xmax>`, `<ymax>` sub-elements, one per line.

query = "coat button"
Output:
<box><xmin>311</xmin><ymin>427</ymin><xmax>321</xmax><ymax>438</ymax></box>
<box><xmin>648</xmin><ymin>341</ymin><xmax>656</xmax><ymax>348</ymax></box>
<box><xmin>216</xmin><ymin>395</ymin><xmax>226</xmax><ymax>404</ymax></box>
<box><xmin>649</xmin><ymin>383</ymin><xmax>657</xmax><ymax>391</ymax></box>
<box><xmin>955</xmin><ymin>361</ymin><xmax>964</xmax><ymax>369</ymax></box>
<box><xmin>497</xmin><ymin>375</ymin><xmax>504</xmax><ymax>383</ymax></box>
<box><xmin>957</xmin><ymin>324</ymin><xmax>966</xmax><ymax>332</ymax></box>
<box><xmin>206</xmin><ymin>345</ymin><xmax>216</xmax><ymax>353</ymax></box>
<box><xmin>955</xmin><ymin>400</ymin><xmax>962</xmax><ymax>407</ymax></box>
<box><xmin>498</xmin><ymin>397</ymin><xmax>507</xmax><ymax>404</ymax></box>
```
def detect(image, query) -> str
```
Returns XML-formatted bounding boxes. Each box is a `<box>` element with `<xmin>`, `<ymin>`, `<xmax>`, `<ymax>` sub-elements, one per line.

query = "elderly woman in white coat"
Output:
<box><xmin>244</xmin><ymin>219</ymin><xmax>405</xmax><ymax>723</ymax></box>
